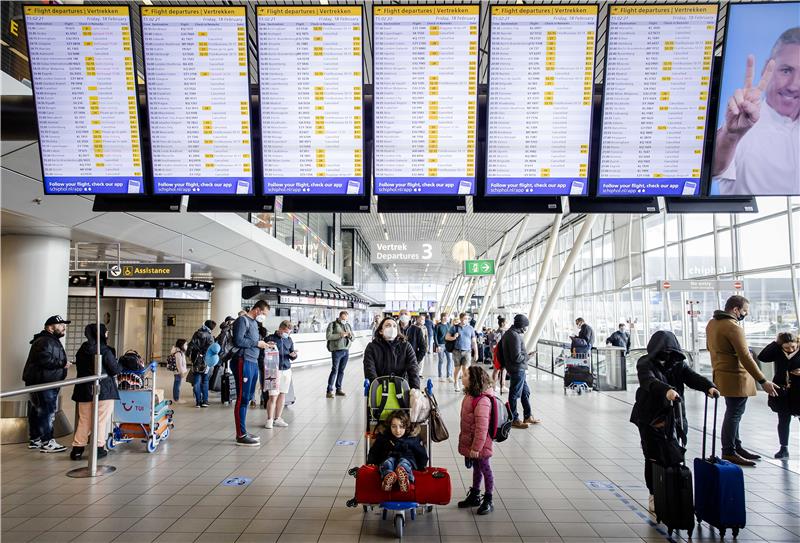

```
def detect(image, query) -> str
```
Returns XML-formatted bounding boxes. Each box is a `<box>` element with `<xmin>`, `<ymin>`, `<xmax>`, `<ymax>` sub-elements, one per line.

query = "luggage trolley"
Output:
<box><xmin>563</xmin><ymin>351</ymin><xmax>594</xmax><ymax>395</ymax></box>
<box><xmin>347</xmin><ymin>377</ymin><xmax>447</xmax><ymax>539</ymax></box>
<box><xmin>107</xmin><ymin>362</ymin><xmax>174</xmax><ymax>453</ymax></box>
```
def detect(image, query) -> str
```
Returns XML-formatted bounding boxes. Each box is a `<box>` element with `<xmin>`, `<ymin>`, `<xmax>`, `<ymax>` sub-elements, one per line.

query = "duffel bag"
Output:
<box><xmin>353</xmin><ymin>464</ymin><xmax>391</xmax><ymax>505</ymax></box>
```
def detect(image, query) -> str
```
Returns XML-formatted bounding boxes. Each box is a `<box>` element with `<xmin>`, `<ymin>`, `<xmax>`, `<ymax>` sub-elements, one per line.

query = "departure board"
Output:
<box><xmin>141</xmin><ymin>6</ymin><xmax>253</xmax><ymax>195</ymax></box>
<box><xmin>258</xmin><ymin>6</ymin><xmax>364</xmax><ymax>196</ymax></box>
<box><xmin>24</xmin><ymin>5</ymin><xmax>143</xmax><ymax>195</ymax></box>
<box><xmin>598</xmin><ymin>5</ymin><xmax>718</xmax><ymax>197</ymax></box>
<box><xmin>374</xmin><ymin>5</ymin><xmax>479</xmax><ymax>195</ymax></box>
<box><xmin>486</xmin><ymin>5</ymin><xmax>597</xmax><ymax>196</ymax></box>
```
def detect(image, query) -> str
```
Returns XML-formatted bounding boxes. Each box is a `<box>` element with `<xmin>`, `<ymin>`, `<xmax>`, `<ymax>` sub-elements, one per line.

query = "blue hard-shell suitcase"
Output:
<box><xmin>693</xmin><ymin>396</ymin><xmax>746</xmax><ymax>538</ymax></box>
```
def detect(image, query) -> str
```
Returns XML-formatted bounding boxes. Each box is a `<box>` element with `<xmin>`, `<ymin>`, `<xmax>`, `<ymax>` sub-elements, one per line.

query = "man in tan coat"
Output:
<box><xmin>706</xmin><ymin>295</ymin><xmax>779</xmax><ymax>466</ymax></box>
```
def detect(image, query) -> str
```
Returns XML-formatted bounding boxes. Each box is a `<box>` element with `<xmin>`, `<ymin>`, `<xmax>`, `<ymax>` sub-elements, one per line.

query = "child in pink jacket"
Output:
<box><xmin>457</xmin><ymin>365</ymin><xmax>495</xmax><ymax>515</ymax></box>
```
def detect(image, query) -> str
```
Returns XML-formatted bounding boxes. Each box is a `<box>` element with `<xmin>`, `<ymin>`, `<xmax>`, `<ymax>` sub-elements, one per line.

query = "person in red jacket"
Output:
<box><xmin>457</xmin><ymin>366</ymin><xmax>495</xmax><ymax>515</ymax></box>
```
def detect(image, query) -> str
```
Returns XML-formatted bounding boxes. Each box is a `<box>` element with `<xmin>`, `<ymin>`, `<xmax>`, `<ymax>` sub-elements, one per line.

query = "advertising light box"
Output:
<box><xmin>373</xmin><ymin>5</ymin><xmax>479</xmax><ymax>195</ymax></box>
<box><xmin>141</xmin><ymin>6</ymin><xmax>254</xmax><ymax>195</ymax></box>
<box><xmin>597</xmin><ymin>5</ymin><xmax>718</xmax><ymax>197</ymax></box>
<box><xmin>258</xmin><ymin>6</ymin><xmax>365</xmax><ymax>196</ymax></box>
<box><xmin>24</xmin><ymin>5</ymin><xmax>144</xmax><ymax>195</ymax></box>
<box><xmin>711</xmin><ymin>2</ymin><xmax>800</xmax><ymax>196</ymax></box>
<box><xmin>485</xmin><ymin>5</ymin><xmax>597</xmax><ymax>197</ymax></box>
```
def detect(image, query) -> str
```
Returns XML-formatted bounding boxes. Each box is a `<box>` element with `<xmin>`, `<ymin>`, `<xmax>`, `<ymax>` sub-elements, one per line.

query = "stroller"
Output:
<box><xmin>347</xmin><ymin>376</ymin><xmax>451</xmax><ymax>539</ymax></box>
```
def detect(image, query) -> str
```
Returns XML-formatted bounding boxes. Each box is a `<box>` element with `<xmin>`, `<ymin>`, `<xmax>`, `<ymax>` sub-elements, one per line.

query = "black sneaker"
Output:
<box><xmin>96</xmin><ymin>447</ymin><xmax>108</xmax><ymax>459</ymax></box>
<box><xmin>28</xmin><ymin>439</ymin><xmax>42</xmax><ymax>449</ymax></box>
<box><xmin>200</xmin><ymin>404</ymin><xmax>209</xmax><ymax>408</ymax></box>
<box><xmin>39</xmin><ymin>439</ymin><xmax>67</xmax><ymax>453</ymax></box>
<box><xmin>246</xmin><ymin>433</ymin><xmax>261</xmax><ymax>441</ymax></box>
<box><xmin>236</xmin><ymin>435</ymin><xmax>260</xmax><ymax>447</ymax></box>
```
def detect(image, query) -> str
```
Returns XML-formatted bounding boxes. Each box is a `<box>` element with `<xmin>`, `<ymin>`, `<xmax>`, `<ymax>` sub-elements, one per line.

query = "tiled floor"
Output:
<box><xmin>2</xmin><ymin>356</ymin><xmax>798</xmax><ymax>542</ymax></box>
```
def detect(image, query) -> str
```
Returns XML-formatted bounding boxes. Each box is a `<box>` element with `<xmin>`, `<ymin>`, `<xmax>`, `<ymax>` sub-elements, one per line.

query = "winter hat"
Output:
<box><xmin>514</xmin><ymin>314</ymin><xmax>529</xmax><ymax>328</ymax></box>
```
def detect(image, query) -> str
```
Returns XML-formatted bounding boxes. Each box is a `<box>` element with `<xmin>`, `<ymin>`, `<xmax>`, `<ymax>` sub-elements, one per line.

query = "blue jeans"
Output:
<box><xmin>173</xmin><ymin>374</ymin><xmax>182</xmax><ymax>402</ymax></box>
<box><xmin>380</xmin><ymin>457</ymin><xmax>416</xmax><ymax>482</ymax></box>
<box><xmin>327</xmin><ymin>349</ymin><xmax>349</xmax><ymax>393</ymax></box>
<box><xmin>427</xmin><ymin>334</ymin><xmax>434</xmax><ymax>353</ymax></box>
<box><xmin>27</xmin><ymin>389</ymin><xmax>59</xmax><ymax>442</ymax></box>
<box><xmin>233</xmin><ymin>359</ymin><xmax>259</xmax><ymax>438</ymax></box>
<box><xmin>508</xmin><ymin>369</ymin><xmax>531</xmax><ymax>422</ymax></box>
<box><xmin>193</xmin><ymin>371</ymin><xmax>209</xmax><ymax>406</ymax></box>
<box><xmin>437</xmin><ymin>346</ymin><xmax>453</xmax><ymax>378</ymax></box>
<box><xmin>721</xmin><ymin>396</ymin><xmax>748</xmax><ymax>455</ymax></box>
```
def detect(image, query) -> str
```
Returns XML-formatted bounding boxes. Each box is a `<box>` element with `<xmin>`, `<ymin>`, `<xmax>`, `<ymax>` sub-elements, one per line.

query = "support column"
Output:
<box><xmin>445</xmin><ymin>275</ymin><xmax>465</xmax><ymax>314</ymax></box>
<box><xmin>436</xmin><ymin>279</ymin><xmax>454</xmax><ymax>317</ymax></box>
<box><xmin>528</xmin><ymin>215</ymin><xmax>598</xmax><ymax>352</ymax></box>
<box><xmin>525</xmin><ymin>214</ymin><xmax>563</xmax><ymax>349</ymax></box>
<box><xmin>476</xmin><ymin>215</ymin><xmax>530</xmax><ymax>328</ymax></box>
<box><xmin>1</xmin><ymin>235</ymin><xmax>71</xmax><ymax>443</ymax></box>
<box><xmin>210</xmin><ymin>276</ymin><xmax>243</xmax><ymax>326</ymax></box>
<box><xmin>474</xmin><ymin>231</ymin><xmax>510</xmax><ymax>329</ymax></box>
<box><xmin>459</xmin><ymin>277</ymin><xmax>478</xmax><ymax>315</ymax></box>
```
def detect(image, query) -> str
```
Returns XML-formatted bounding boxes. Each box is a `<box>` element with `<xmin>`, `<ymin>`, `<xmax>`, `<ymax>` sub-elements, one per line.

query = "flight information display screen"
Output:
<box><xmin>258</xmin><ymin>6</ymin><xmax>364</xmax><ymax>196</ymax></box>
<box><xmin>598</xmin><ymin>5</ymin><xmax>718</xmax><ymax>197</ymax></box>
<box><xmin>141</xmin><ymin>6</ymin><xmax>254</xmax><ymax>195</ymax></box>
<box><xmin>486</xmin><ymin>5</ymin><xmax>597</xmax><ymax>196</ymax></box>
<box><xmin>373</xmin><ymin>5</ymin><xmax>479</xmax><ymax>195</ymax></box>
<box><xmin>711</xmin><ymin>2</ymin><xmax>800</xmax><ymax>196</ymax></box>
<box><xmin>24</xmin><ymin>5</ymin><xmax>144</xmax><ymax>195</ymax></box>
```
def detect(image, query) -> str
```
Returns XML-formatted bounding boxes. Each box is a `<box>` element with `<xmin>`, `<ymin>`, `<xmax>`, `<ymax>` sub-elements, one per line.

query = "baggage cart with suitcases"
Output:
<box><xmin>563</xmin><ymin>351</ymin><xmax>594</xmax><ymax>394</ymax></box>
<box><xmin>694</xmin><ymin>396</ymin><xmax>746</xmax><ymax>538</ymax></box>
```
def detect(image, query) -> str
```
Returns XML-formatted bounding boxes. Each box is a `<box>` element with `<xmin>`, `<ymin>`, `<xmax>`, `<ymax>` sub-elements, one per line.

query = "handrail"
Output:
<box><xmin>0</xmin><ymin>374</ymin><xmax>108</xmax><ymax>399</ymax></box>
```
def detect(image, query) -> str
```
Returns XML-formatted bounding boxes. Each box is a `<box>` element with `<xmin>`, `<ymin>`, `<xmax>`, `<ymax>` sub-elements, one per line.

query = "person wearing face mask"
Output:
<box><xmin>757</xmin><ymin>331</ymin><xmax>800</xmax><ymax>459</ymax></box>
<box><xmin>232</xmin><ymin>300</ymin><xmax>275</xmax><ymax>446</ymax></box>
<box><xmin>446</xmin><ymin>313</ymin><xmax>479</xmax><ymax>392</ymax></box>
<box><xmin>498</xmin><ymin>314</ymin><xmax>540</xmax><ymax>428</ymax></box>
<box><xmin>363</xmin><ymin>317</ymin><xmax>420</xmax><ymax>389</ymax></box>
<box><xmin>22</xmin><ymin>315</ymin><xmax>72</xmax><ymax>453</ymax></box>
<box><xmin>70</xmin><ymin>323</ymin><xmax>124</xmax><ymax>461</ymax></box>
<box><xmin>325</xmin><ymin>311</ymin><xmax>353</xmax><ymax>398</ymax></box>
<box><xmin>630</xmin><ymin>330</ymin><xmax>719</xmax><ymax>513</ymax></box>
<box><xmin>264</xmin><ymin>321</ymin><xmax>298</xmax><ymax>429</ymax></box>
<box><xmin>707</xmin><ymin>295</ymin><xmax>780</xmax><ymax>466</ymax></box>
<box><xmin>398</xmin><ymin>309</ymin><xmax>412</xmax><ymax>335</ymax></box>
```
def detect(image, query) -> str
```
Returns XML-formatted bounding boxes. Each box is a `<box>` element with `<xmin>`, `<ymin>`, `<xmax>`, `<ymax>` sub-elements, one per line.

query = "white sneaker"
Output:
<box><xmin>454</xmin><ymin>383</ymin><xmax>460</xmax><ymax>392</ymax></box>
<box><xmin>264</xmin><ymin>419</ymin><xmax>273</xmax><ymax>429</ymax></box>
<box><xmin>447</xmin><ymin>377</ymin><xmax>454</xmax><ymax>383</ymax></box>
<box><xmin>273</xmin><ymin>418</ymin><xmax>289</xmax><ymax>428</ymax></box>
<box><xmin>28</xmin><ymin>439</ymin><xmax>42</xmax><ymax>449</ymax></box>
<box><xmin>39</xmin><ymin>439</ymin><xmax>66</xmax><ymax>453</ymax></box>
<box><xmin>438</xmin><ymin>377</ymin><xmax>445</xmax><ymax>382</ymax></box>
<box><xmin>648</xmin><ymin>494</ymin><xmax>655</xmax><ymax>513</ymax></box>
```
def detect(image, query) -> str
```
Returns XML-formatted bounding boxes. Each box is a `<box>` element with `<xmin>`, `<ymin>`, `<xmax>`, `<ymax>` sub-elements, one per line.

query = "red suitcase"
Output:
<box><xmin>353</xmin><ymin>465</ymin><xmax>391</xmax><ymax>504</ymax></box>
<box><xmin>353</xmin><ymin>465</ymin><xmax>451</xmax><ymax>505</ymax></box>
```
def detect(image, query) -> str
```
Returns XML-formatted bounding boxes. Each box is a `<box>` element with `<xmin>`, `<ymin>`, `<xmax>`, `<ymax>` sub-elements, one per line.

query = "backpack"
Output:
<box><xmin>368</xmin><ymin>375</ymin><xmax>411</xmax><ymax>421</ymax></box>
<box><xmin>445</xmin><ymin>325</ymin><xmax>460</xmax><ymax>353</ymax></box>
<box><xmin>187</xmin><ymin>327</ymin><xmax>213</xmax><ymax>371</ymax></box>
<box><xmin>119</xmin><ymin>350</ymin><xmax>145</xmax><ymax>371</ymax></box>
<box><xmin>472</xmin><ymin>393</ymin><xmax>512</xmax><ymax>443</ymax></box>
<box><xmin>166</xmin><ymin>353</ymin><xmax>177</xmax><ymax>372</ymax></box>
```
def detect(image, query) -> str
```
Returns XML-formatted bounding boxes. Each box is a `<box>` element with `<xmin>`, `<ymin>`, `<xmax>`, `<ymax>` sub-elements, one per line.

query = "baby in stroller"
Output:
<box><xmin>367</xmin><ymin>410</ymin><xmax>428</xmax><ymax>493</ymax></box>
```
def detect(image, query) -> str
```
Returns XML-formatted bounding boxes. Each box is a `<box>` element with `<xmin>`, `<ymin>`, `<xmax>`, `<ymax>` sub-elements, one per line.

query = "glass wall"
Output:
<box><xmin>251</xmin><ymin>212</ymin><xmax>335</xmax><ymax>272</ymax></box>
<box><xmin>481</xmin><ymin>198</ymin><xmax>800</xmax><ymax>380</ymax></box>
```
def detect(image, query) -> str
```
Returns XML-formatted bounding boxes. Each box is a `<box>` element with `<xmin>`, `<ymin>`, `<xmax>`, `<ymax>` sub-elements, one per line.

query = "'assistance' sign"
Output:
<box><xmin>108</xmin><ymin>263</ymin><xmax>191</xmax><ymax>280</ymax></box>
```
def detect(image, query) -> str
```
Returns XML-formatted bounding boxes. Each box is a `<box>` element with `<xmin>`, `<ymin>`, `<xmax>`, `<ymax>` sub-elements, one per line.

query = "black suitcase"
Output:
<box><xmin>652</xmin><ymin>400</ymin><xmax>694</xmax><ymax>538</ymax></box>
<box><xmin>221</xmin><ymin>371</ymin><xmax>237</xmax><ymax>405</ymax></box>
<box><xmin>564</xmin><ymin>365</ymin><xmax>594</xmax><ymax>388</ymax></box>
<box><xmin>209</xmin><ymin>364</ymin><xmax>223</xmax><ymax>392</ymax></box>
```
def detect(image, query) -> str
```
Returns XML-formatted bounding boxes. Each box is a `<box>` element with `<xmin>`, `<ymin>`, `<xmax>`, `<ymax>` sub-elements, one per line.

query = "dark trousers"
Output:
<box><xmin>508</xmin><ymin>369</ymin><xmax>531</xmax><ymax>421</ymax></box>
<box><xmin>27</xmin><ymin>389</ymin><xmax>59</xmax><ymax>442</ymax></box>
<box><xmin>638</xmin><ymin>425</ymin><xmax>662</xmax><ymax>494</ymax></box>
<box><xmin>327</xmin><ymin>349</ymin><xmax>349</xmax><ymax>393</ymax></box>
<box><xmin>193</xmin><ymin>371</ymin><xmax>209</xmax><ymax>406</ymax></box>
<box><xmin>233</xmin><ymin>359</ymin><xmax>259</xmax><ymax>438</ymax></box>
<box><xmin>721</xmin><ymin>396</ymin><xmax>748</xmax><ymax>455</ymax></box>
<box><xmin>173</xmin><ymin>374</ymin><xmax>182</xmax><ymax>402</ymax></box>
<box><xmin>777</xmin><ymin>412</ymin><xmax>793</xmax><ymax>447</ymax></box>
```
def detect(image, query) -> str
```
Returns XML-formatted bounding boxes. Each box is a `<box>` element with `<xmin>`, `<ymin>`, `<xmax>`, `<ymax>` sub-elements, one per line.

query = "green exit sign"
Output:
<box><xmin>464</xmin><ymin>259</ymin><xmax>495</xmax><ymax>276</ymax></box>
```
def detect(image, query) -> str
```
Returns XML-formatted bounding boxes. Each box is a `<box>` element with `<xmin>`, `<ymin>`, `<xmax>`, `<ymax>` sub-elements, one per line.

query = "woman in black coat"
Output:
<box><xmin>629</xmin><ymin>331</ymin><xmax>718</xmax><ymax>509</ymax></box>
<box><xmin>757</xmin><ymin>332</ymin><xmax>800</xmax><ymax>459</ymax></box>
<box><xmin>363</xmin><ymin>317</ymin><xmax>420</xmax><ymax>389</ymax></box>
<box><xmin>70</xmin><ymin>323</ymin><xmax>123</xmax><ymax>460</ymax></box>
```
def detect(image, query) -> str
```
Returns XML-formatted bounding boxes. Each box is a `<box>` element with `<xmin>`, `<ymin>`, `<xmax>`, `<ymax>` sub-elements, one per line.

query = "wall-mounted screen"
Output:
<box><xmin>597</xmin><ymin>4</ymin><xmax>718</xmax><ymax>197</ymax></box>
<box><xmin>258</xmin><ymin>6</ymin><xmax>364</xmax><ymax>196</ymax></box>
<box><xmin>373</xmin><ymin>5</ymin><xmax>479</xmax><ymax>195</ymax></box>
<box><xmin>24</xmin><ymin>5</ymin><xmax>144</xmax><ymax>195</ymax></box>
<box><xmin>711</xmin><ymin>2</ymin><xmax>800</xmax><ymax>196</ymax></box>
<box><xmin>141</xmin><ymin>6</ymin><xmax>253</xmax><ymax>195</ymax></box>
<box><xmin>485</xmin><ymin>5</ymin><xmax>597</xmax><ymax>196</ymax></box>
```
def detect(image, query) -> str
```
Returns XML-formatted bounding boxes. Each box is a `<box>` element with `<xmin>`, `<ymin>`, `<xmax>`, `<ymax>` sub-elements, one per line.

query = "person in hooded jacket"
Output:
<box><xmin>363</xmin><ymin>317</ymin><xmax>420</xmax><ymax>389</ymax></box>
<box><xmin>70</xmin><ymin>323</ymin><xmax>124</xmax><ymax>461</ymax></box>
<box><xmin>757</xmin><ymin>331</ymin><xmax>800</xmax><ymax>459</ymax></box>
<box><xmin>498</xmin><ymin>314</ymin><xmax>540</xmax><ymax>428</ymax></box>
<box><xmin>629</xmin><ymin>330</ymin><xmax>719</xmax><ymax>512</ymax></box>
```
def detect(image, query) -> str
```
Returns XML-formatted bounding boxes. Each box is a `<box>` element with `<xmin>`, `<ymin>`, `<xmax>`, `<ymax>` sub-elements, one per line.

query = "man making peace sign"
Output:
<box><xmin>714</xmin><ymin>28</ymin><xmax>800</xmax><ymax>196</ymax></box>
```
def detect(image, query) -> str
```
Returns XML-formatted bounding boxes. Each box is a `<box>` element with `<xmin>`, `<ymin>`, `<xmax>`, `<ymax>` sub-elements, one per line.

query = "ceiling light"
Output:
<box><xmin>379</xmin><ymin>213</ymin><xmax>385</xmax><ymax>225</ymax></box>
<box><xmin>384</xmin><ymin>231</ymin><xmax>389</xmax><ymax>241</ymax></box>
<box><xmin>437</xmin><ymin>229</ymin><xmax>442</xmax><ymax>237</ymax></box>
<box><xmin>440</xmin><ymin>214</ymin><xmax>448</xmax><ymax>226</ymax></box>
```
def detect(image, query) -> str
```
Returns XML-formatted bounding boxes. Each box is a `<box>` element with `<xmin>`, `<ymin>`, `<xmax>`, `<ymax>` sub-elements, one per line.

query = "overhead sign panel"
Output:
<box><xmin>258</xmin><ymin>6</ymin><xmax>365</xmax><ymax>196</ymax></box>
<box><xmin>24</xmin><ymin>5</ymin><xmax>144</xmax><ymax>195</ymax></box>
<box><xmin>373</xmin><ymin>5</ymin><xmax>479</xmax><ymax>196</ymax></box>
<box><xmin>464</xmin><ymin>259</ymin><xmax>495</xmax><ymax>276</ymax></box>
<box><xmin>486</xmin><ymin>5</ymin><xmax>597</xmax><ymax>196</ymax></box>
<box><xmin>108</xmin><ymin>263</ymin><xmax>191</xmax><ymax>280</ymax></box>
<box><xmin>141</xmin><ymin>6</ymin><xmax>254</xmax><ymax>195</ymax></box>
<box><xmin>658</xmin><ymin>279</ymin><xmax>744</xmax><ymax>292</ymax></box>
<box><xmin>598</xmin><ymin>5</ymin><xmax>718</xmax><ymax>197</ymax></box>
<box><xmin>369</xmin><ymin>241</ymin><xmax>441</xmax><ymax>264</ymax></box>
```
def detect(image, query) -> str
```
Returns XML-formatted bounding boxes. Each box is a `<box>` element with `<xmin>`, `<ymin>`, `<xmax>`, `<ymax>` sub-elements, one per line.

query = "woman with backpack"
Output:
<box><xmin>457</xmin><ymin>365</ymin><xmax>495</xmax><ymax>515</ymax></box>
<box><xmin>168</xmin><ymin>339</ymin><xmax>188</xmax><ymax>402</ymax></box>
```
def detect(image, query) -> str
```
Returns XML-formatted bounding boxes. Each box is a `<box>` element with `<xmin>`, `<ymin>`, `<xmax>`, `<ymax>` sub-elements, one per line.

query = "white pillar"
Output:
<box><xmin>210</xmin><ymin>276</ymin><xmax>243</xmax><ymax>326</ymax></box>
<box><xmin>528</xmin><ymin>215</ymin><xmax>598</xmax><ymax>351</ymax></box>
<box><xmin>2</xmin><ymin>236</ymin><xmax>70</xmax><ymax>390</ymax></box>
<box><xmin>474</xmin><ymin>231</ymin><xmax>510</xmax><ymax>329</ymax></box>
<box><xmin>459</xmin><ymin>277</ymin><xmax>478</xmax><ymax>315</ymax></box>
<box><xmin>436</xmin><ymin>279</ymin><xmax>454</xmax><ymax>317</ymax></box>
<box><xmin>445</xmin><ymin>275</ymin><xmax>465</xmax><ymax>314</ymax></box>
<box><xmin>525</xmin><ymin>214</ymin><xmax>563</xmax><ymax>349</ymax></box>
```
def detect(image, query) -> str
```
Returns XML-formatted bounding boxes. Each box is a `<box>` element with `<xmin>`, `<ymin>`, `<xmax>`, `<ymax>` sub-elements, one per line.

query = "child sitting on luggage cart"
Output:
<box><xmin>367</xmin><ymin>410</ymin><xmax>428</xmax><ymax>493</ymax></box>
